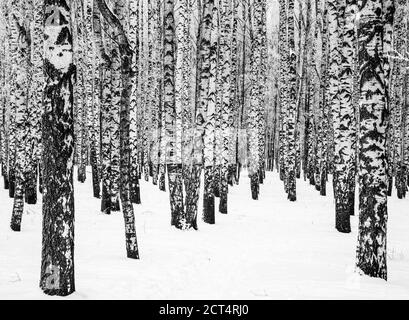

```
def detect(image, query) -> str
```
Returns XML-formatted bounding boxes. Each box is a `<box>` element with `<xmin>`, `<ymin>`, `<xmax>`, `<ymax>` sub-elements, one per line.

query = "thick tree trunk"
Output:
<box><xmin>40</xmin><ymin>0</ymin><xmax>75</xmax><ymax>296</ymax></box>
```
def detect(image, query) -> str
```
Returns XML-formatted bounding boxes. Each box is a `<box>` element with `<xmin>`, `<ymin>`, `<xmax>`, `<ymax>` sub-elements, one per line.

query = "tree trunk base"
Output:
<box><xmin>227</xmin><ymin>164</ymin><xmax>235</xmax><ymax>186</ymax></box>
<box><xmin>219</xmin><ymin>166</ymin><xmax>228</xmax><ymax>214</ymax></box>
<box><xmin>336</xmin><ymin>225</ymin><xmax>351</xmax><ymax>233</ymax></box>
<box><xmin>259</xmin><ymin>167</ymin><xmax>265</xmax><ymax>184</ymax></box>
<box><xmin>288</xmin><ymin>191</ymin><xmax>296</xmax><ymax>202</ymax></box>
<box><xmin>152</xmin><ymin>164</ymin><xmax>158</xmax><ymax>185</ymax></box>
<box><xmin>203</xmin><ymin>196</ymin><xmax>215</xmax><ymax>224</ymax></box>
<box><xmin>41</xmin><ymin>287</ymin><xmax>75</xmax><ymax>297</ymax></box>
<box><xmin>309</xmin><ymin>174</ymin><xmax>315</xmax><ymax>186</ymax></box>
<box><xmin>219</xmin><ymin>196</ymin><xmax>227</xmax><ymax>214</ymax></box>
<box><xmin>91</xmin><ymin>170</ymin><xmax>100</xmax><ymax>199</ymax></box>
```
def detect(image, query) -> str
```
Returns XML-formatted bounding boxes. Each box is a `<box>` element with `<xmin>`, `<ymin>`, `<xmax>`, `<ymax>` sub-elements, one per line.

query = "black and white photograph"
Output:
<box><xmin>0</xmin><ymin>0</ymin><xmax>408</xmax><ymax>302</ymax></box>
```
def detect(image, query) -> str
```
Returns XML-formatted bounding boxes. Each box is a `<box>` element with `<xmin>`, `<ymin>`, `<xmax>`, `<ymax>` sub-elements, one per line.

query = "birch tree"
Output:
<box><xmin>40</xmin><ymin>0</ymin><xmax>76</xmax><ymax>296</ymax></box>
<box><xmin>203</xmin><ymin>0</ymin><xmax>217</xmax><ymax>224</ymax></box>
<box><xmin>163</xmin><ymin>0</ymin><xmax>185</xmax><ymax>228</ymax></box>
<box><xmin>355</xmin><ymin>0</ymin><xmax>389</xmax><ymax>280</ymax></box>
<box><xmin>96</xmin><ymin>0</ymin><xmax>140</xmax><ymax>259</ymax></box>
<box><xmin>10</xmin><ymin>1</ymin><xmax>30</xmax><ymax>231</ymax></box>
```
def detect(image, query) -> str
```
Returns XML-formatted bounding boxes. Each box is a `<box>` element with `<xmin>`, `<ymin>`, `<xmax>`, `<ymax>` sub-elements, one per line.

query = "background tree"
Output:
<box><xmin>355</xmin><ymin>0</ymin><xmax>389</xmax><ymax>280</ymax></box>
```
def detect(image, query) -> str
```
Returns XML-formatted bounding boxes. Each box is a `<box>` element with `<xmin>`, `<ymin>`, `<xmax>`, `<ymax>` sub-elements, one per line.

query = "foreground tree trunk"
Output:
<box><xmin>355</xmin><ymin>0</ymin><xmax>388</xmax><ymax>281</ymax></box>
<box><xmin>40</xmin><ymin>0</ymin><xmax>75</xmax><ymax>296</ymax></box>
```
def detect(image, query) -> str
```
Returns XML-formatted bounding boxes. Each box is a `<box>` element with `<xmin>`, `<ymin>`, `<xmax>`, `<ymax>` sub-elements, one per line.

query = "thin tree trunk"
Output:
<box><xmin>25</xmin><ymin>0</ymin><xmax>43</xmax><ymax>204</ymax></box>
<box><xmin>163</xmin><ymin>0</ymin><xmax>185</xmax><ymax>228</ymax></box>
<box><xmin>96</xmin><ymin>0</ymin><xmax>140</xmax><ymax>259</ymax></box>
<box><xmin>10</xmin><ymin>6</ymin><xmax>30</xmax><ymax>232</ymax></box>
<box><xmin>128</xmin><ymin>0</ymin><xmax>141</xmax><ymax>204</ymax></box>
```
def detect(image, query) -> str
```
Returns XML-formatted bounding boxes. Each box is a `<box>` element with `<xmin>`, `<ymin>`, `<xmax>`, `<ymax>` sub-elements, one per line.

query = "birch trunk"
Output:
<box><xmin>163</xmin><ymin>0</ymin><xmax>185</xmax><ymax>228</ymax></box>
<box><xmin>10</xmin><ymin>4</ymin><xmax>30</xmax><ymax>231</ymax></box>
<box><xmin>40</xmin><ymin>0</ymin><xmax>75</xmax><ymax>296</ymax></box>
<box><xmin>96</xmin><ymin>0</ymin><xmax>140</xmax><ymax>259</ymax></box>
<box><xmin>355</xmin><ymin>0</ymin><xmax>389</xmax><ymax>280</ymax></box>
<box><xmin>203</xmin><ymin>1</ymin><xmax>217</xmax><ymax>224</ymax></box>
<box><xmin>218</xmin><ymin>0</ymin><xmax>232</xmax><ymax>213</ymax></box>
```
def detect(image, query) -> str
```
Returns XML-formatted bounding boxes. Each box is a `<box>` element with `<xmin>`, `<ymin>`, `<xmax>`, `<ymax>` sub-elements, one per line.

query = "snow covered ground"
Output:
<box><xmin>0</xmin><ymin>168</ymin><xmax>408</xmax><ymax>299</ymax></box>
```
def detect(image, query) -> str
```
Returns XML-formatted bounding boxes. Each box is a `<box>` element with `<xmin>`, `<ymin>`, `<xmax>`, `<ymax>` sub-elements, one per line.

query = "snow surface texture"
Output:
<box><xmin>0</xmin><ymin>168</ymin><xmax>408</xmax><ymax>299</ymax></box>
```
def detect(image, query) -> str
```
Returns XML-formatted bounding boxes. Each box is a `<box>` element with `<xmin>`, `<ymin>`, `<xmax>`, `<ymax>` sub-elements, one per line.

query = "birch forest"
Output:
<box><xmin>0</xmin><ymin>0</ymin><xmax>408</xmax><ymax>298</ymax></box>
